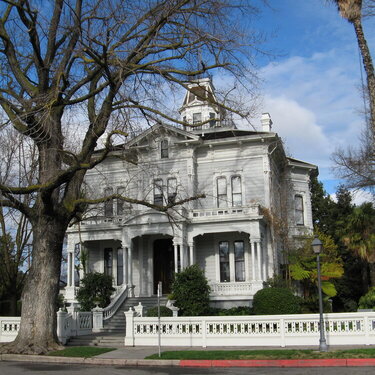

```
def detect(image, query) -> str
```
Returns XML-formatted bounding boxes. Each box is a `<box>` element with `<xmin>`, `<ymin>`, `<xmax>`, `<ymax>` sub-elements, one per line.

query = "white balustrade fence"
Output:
<box><xmin>124</xmin><ymin>311</ymin><xmax>375</xmax><ymax>347</ymax></box>
<box><xmin>0</xmin><ymin>317</ymin><xmax>21</xmax><ymax>343</ymax></box>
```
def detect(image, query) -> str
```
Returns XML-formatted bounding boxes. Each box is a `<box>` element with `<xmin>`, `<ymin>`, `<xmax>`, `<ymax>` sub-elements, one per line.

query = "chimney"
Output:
<box><xmin>261</xmin><ymin>113</ymin><xmax>273</xmax><ymax>132</ymax></box>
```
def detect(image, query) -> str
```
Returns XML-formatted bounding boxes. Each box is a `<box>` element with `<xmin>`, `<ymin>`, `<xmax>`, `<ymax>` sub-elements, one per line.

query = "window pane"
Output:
<box><xmin>231</xmin><ymin>176</ymin><xmax>242</xmax><ymax>207</ymax></box>
<box><xmin>234</xmin><ymin>241</ymin><xmax>245</xmax><ymax>282</ymax></box>
<box><xmin>117</xmin><ymin>187</ymin><xmax>125</xmax><ymax>215</ymax></box>
<box><xmin>104</xmin><ymin>248</ymin><xmax>113</xmax><ymax>277</ymax></box>
<box><xmin>209</xmin><ymin>112</ymin><xmax>216</xmax><ymax>128</ymax></box>
<box><xmin>295</xmin><ymin>195</ymin><xmax>304</xmax><ymax>225</ymax></box>
<box><xmin>161</xmin><ymin>140</ymin><xmax>168</xmax><ymax>158</ymax></box>
<box><xmin>154</xmin><ymin>179</ymin><xmax>163</xmax><ymax>205</ymax></box>
<box><xmin>217</xmin><ymin>177</ymin><xmax>227</xmax><ymax>208</ymax></box>
<box><xmin>219</xmin><ymin>241</ymin><xmax>230</xmax><ymax>282</ymax></box>
<box><xmin>193</xmin><ymin>112</ymin><xmax>201</xmax><ymax>124</ymax></box>
<box><xmin>104</xmin><ymin>187</ymin><xmax>113</xmax><ymax>216</ymax></box>
<box><xmin>167</xmin><ymin>178</ymin><xmax>177</xmax><ymax>204</ymax></box>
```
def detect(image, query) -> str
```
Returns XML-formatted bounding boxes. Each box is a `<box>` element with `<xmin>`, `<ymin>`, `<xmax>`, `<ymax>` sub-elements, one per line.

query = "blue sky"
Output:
<box><xmin>250</xmin><ymin>0</ymin><xmax>374</xmax><ymax>202</ymax></box>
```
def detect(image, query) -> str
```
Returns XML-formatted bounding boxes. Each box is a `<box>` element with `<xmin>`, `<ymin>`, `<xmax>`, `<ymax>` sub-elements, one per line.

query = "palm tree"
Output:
<box><xmin>342</xmin><ymin>202</ymin><xmax>375</xmax><ymax>287</ymax></box>
<box><xmin>333</xmin><ymin>0</ymin><xmax>375</xmax><ymax>139</ymax></box>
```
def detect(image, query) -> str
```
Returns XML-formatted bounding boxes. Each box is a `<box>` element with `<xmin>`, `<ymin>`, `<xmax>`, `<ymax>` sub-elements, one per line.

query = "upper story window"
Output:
<box><xmin>104</xmin><ymin>187</ymin><xmax>114</xmax><ymax>217</ymax></box>
<box><xmin>116</xmin><ymin>187</ymin><xmax>125</xmax><ymax>215</ymax></box>
<box><xmin>216</xmin><ymin>177</ymin><xmax>227</xmax><ymax>208</ymax></box>
<box><xmin>154</xmin><ymin>179</ymin><xmax>163</xmax><ymax>206</ymax></box>
<box><xmin>167</xmin><ymin>178</ymin><xmax>177</xmax><ymax>204</ymax></box>
<box><xmin>193</xmin><ymin>112</ymin><xmax>201</xmax><ymax>125</ymax></box>
<box><xmin>231</xmin><ymin>176</ymin><xmax>242</xmax><ymax>207</ymax></box>
<box><xmin>161</xmin><ymin>139</ymin><xmax>169</xmax><ymax>159</ymax></box>
<box><xmin>295</xmin><ymin>194</ymin><xmax>304</xmax><ymax>226</ymax></box>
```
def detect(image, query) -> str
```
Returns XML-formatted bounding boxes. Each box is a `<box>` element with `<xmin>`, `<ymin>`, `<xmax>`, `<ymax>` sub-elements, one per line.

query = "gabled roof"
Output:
<box><xmin>125</xmin><ymin>123</ymin><xmax>200</xmax><ymax>148</ymax></box>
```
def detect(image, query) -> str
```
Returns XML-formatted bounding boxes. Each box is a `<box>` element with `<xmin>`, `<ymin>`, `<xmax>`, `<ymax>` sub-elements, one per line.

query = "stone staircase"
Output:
<box><xmin>67</xmin><ymin>296</ymin><xmax>168</xmax><ymax>347</ymax></box>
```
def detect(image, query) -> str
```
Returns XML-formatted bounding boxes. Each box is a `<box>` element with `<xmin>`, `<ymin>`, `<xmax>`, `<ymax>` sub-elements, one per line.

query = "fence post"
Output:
<box><xmin>280</xmin><ymin>317</ymin><xmax>285</xmax><ymax>347</ymax></box>
<box><xmin>134</xmin><ymin>302</ymin><xmax>144</xmax><ymax>317</ymax></box>
<box><xmin>56</xmin><ymin>309</ymin><xmax>68</xmax><ymax>345</ymax></box>
<box><xmin>364</xmin><ymin>313</ymin><xmax>370</xmax><ymax>345</ymax></box>
<box><xmin>92</xmin><ymin>307</ymin><xmax>104</xmax><ymax>332</ymax></box>
<box><xmin>124</xmin><ymin>307</ymin><xmax>135</xmax><ymax>346</ymax></box>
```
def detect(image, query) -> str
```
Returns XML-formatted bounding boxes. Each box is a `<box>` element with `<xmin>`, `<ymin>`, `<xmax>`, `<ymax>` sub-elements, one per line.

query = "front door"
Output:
<box><xmin>153</xmin><ymin>238</ymin><xmax>174</xmax><ymax>294</ymax></box>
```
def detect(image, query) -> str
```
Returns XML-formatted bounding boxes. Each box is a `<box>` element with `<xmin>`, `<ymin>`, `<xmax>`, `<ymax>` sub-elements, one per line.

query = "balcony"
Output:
<box><xmin>189</xmin><ymin>204</ymin><xmax>261</xmax><ymax>222</ymax></box>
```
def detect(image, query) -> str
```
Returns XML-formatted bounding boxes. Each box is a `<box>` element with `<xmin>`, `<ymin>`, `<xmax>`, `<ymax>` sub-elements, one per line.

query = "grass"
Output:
<box><xmin>146</xmin><ymin>348</ymin><xmax>375</xmax><ymax>360</ymax></box>
<box><xmin>48</xmin><ymin>346</ymin><xmax>116</xmax><ymax>358</ymax></box>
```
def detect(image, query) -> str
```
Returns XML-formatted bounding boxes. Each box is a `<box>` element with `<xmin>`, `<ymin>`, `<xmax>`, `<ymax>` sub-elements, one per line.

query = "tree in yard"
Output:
<box><xmin>330</xmin><ymin>0</ymin><xmax>375</xmax><ymax>193</ymax></box>
<box><xmin>0</xmin><ymin>0</ymin><xmax>262</xmax><ymax>354</ymax></box>
<box><xmin>341</xmin><ymin>202</ymin><xmax>375</xmax><ymax>287</ymax></box>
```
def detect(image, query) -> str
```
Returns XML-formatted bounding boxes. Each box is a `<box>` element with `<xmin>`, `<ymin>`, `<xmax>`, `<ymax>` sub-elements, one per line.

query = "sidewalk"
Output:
<box><xmin>2</xmin><ymin>345</ymin><xmax>375</xmax><ymax>368</ymax></box>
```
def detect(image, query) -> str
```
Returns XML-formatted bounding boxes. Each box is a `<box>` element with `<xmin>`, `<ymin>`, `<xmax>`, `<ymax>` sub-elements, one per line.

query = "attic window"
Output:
<box><xmin>161</xmin><ymin>139</ymin><xmax>168</xmax><ymax>158</ymax></box>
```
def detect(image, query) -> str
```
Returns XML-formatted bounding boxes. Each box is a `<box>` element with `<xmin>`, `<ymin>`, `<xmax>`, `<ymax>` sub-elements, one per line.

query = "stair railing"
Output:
<box><xmin>103</xmin><ymin>284</ymin><xmax>129</xmax><ymax>321</ymax></box>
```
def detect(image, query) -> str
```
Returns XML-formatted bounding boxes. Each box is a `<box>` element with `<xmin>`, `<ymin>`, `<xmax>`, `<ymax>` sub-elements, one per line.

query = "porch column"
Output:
<box><xmin>123</xmin><ymin>247</ymin><xmax>128</xmax><ymax>285</ymax></box>
<box><xmin>127</xmin><ymin>241</ymin><xmax>133</xmax><ymax>288</ymax></box>
<box><xmin>179</xmin><ymin>244</ymin><xmax>185</xmax><ymax>270</ymax></box>
<box><xmin>113</xmin><ymin>247</ymin><xmax>118</xmax><ymax>286</ymax></box>
<box><xmin>189</xmin><ymin>242</ymin><xmax>195</xmax><ymax>266</ymax></box>
<box><xmin>256</xmin><ymin>240</ymin><xmax>262</xmax><ymax>280</ymax></box>
<box><xmin>174</xmin><ymin>244</ymin><xmax>178</xmax><ymax>273</ymax></box>
<box><xmin>251</xmin><ymin>240</ymin><xmax>256</xmax><ymax>281</ymax></box>
<box><xmin>244</xmin><ymin>239</ymin><xmax>250</xmax><ymax>282</ymax></box>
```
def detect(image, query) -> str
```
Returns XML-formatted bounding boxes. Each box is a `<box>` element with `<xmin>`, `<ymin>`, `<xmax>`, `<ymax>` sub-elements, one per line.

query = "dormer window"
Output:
<box><xmin>161</xmin><ymin>139</ymin><xmax>168</xmax><ymax>159</ymax></box>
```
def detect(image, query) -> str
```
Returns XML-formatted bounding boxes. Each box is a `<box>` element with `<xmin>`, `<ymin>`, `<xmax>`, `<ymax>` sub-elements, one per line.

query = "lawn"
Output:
<box><xmin>48</xmin><ymin>346</ymin><xmax>116</xmax><ymax>358</ymax></box>
<box><xmin>146</xmin><ymin>348</ymin><xmax>375</xmax><ymax>360</ymax></box>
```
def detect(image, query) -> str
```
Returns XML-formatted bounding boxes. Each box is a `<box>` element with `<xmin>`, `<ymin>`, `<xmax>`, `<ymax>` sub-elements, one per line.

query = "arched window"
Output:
<box><xmin>231</xmin><ymin>176</ymin><xmax>242</xmax><ymax>207</ymax></box>
<box><xmin>217</xmin><ymin>177</ymin><xmax>227</xmax><ymax>208</ymax></box>
<box><xmin>154</xmin><ymin>179</ymin><xmax>163</xmax><ymax>205</ymax></box>
<box><xmin>104</xmin><ymin>187</ymin><xmax>113</xmax><ymax>216</ymax></box>
<box><xmin>167</xmin><ymin>178</ymin><xmax>177</xmax><ymax>204</ymax></box>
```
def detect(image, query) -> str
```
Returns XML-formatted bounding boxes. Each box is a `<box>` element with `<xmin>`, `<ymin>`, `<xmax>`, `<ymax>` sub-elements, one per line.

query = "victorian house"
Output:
<box><xmin>64</xmin><ymin>78</ymin><xmax>316</xmax><ymax>309</ymax></box>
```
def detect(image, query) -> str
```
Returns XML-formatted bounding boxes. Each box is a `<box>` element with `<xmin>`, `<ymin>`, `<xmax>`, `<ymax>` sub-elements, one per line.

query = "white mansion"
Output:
<box><xmin>64</xmin><ymin>78</ymin><xmax>316</xmax><ymax>308</ymax></box>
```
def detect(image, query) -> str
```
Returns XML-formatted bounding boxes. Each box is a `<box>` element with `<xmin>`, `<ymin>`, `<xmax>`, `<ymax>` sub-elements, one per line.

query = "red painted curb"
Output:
<box><xmin>346</xmin><ymin>358</ymin><xmax>375</xmax><ymax>367</ymax></box>
<box><xmin>180</xmin><ymin>358</ymin><xmax>375</xmax><ymax>368</ymax></box>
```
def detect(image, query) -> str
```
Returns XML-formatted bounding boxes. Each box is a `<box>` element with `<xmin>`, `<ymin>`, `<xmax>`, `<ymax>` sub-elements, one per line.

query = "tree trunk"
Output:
<box><xmin>1</xmin><ymin>217</ymin><xmax>67</xmax><ymax>354</ymax></box>
<box><xmin>352</xmin><ymin>17</ymin><xmax>375</xmax><ymax>138</ymax></box>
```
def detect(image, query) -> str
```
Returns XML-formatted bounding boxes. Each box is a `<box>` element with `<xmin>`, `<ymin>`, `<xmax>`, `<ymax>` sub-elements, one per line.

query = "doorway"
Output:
<box><xmin>153</xmin><ymin>238</ymin><xmax>174</xmax><ymax>295</ymax></box>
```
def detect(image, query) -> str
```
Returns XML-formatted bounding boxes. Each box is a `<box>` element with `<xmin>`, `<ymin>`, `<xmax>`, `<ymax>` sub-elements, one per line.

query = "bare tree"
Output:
<box><xmin>0</xmin><ymin>0</ymin><xmax>263</xmax><ymax>354</ymax></box>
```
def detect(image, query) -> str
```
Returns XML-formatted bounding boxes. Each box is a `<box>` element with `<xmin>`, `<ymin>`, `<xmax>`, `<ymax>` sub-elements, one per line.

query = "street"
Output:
<box><xmin>1</xmin><ymin>362</ymin><xmax>375</xmax><ymax>375</ymax></box>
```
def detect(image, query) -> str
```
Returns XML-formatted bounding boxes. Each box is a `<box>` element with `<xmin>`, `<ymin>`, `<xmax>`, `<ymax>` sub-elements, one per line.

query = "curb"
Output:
<box><xmin>1</xmin><ymin>354</ymin><xmax>375</xmax><ymax>367</ymax></box>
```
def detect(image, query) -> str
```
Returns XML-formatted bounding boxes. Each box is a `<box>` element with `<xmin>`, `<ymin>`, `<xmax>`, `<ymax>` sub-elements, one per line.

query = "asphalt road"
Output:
<box><xmin>1</xmin><ymin>362</ymin><xmax>375</xmax><ymax>375</ymax></box>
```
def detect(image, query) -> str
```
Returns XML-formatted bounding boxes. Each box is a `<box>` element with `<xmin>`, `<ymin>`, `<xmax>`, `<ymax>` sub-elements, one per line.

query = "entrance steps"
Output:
<box><xmin>67</xmin><ymin>296</ymin><xmax>168</xmax><ymax>347</ymax></box>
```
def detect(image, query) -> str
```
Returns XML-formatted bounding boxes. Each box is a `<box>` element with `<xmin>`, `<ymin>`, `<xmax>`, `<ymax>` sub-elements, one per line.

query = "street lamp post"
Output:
<box><xmin>311</xmin><ymin>236</ymin><xmax>328</xmax><ymax>352</ymax></box>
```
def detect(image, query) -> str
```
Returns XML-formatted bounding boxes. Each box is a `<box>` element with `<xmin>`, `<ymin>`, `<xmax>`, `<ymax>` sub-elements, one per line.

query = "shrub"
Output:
<box><xmin>252</xmin><ymin>287</ymin><xmax>301</xmax><ymax>315</ymax></box>
<box><xmin>146</xmin><ymin>306</ymin><xmax>173</xmax><ymax>317</ymax></box>
<box><xmin>358</xmin><ymin>287</ymin><xmax>375</xmax><ymax>310</ymax></box>
<box><xmin>170</xmin><ymin>264</ymin><xmax>210</xmax><ymax>316</ymax></box>
<box><xmin>76</xmin><ymin>272</ymin><xmax>115</xmax><ymax>311</ymax></box>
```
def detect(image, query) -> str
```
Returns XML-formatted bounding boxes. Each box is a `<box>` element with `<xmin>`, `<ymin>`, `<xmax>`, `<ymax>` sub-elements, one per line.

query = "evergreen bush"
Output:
<box><xmin>358</xmin><ymin>287</ymin><xmax>375</xmax><ymax>310</ymax></box>
<box><xmin>76</xmin><ymin>272</ymin><xmax>115</xmax><ymax>311</ymax></box>
<box><xmin>146</xmin><ymin>306</ymin><xmax>173</xmax><ymax>317</ymax></box>
<box><xmin>252</xmin><ymin>287</ymin><xmax>301</xmax><ymax>315</ymax></box>
<box><xmin>170</xmin><ymin>264</ymin><xmax>210</xmax><ymax>316</ymax></box>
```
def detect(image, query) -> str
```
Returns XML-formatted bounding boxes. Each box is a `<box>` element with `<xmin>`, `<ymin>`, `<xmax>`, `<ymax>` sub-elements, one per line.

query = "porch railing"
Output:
<box><xmin>124</xmin><ymin>311</ymin><xmax>375</xmax><ymax>348</ymax></box>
